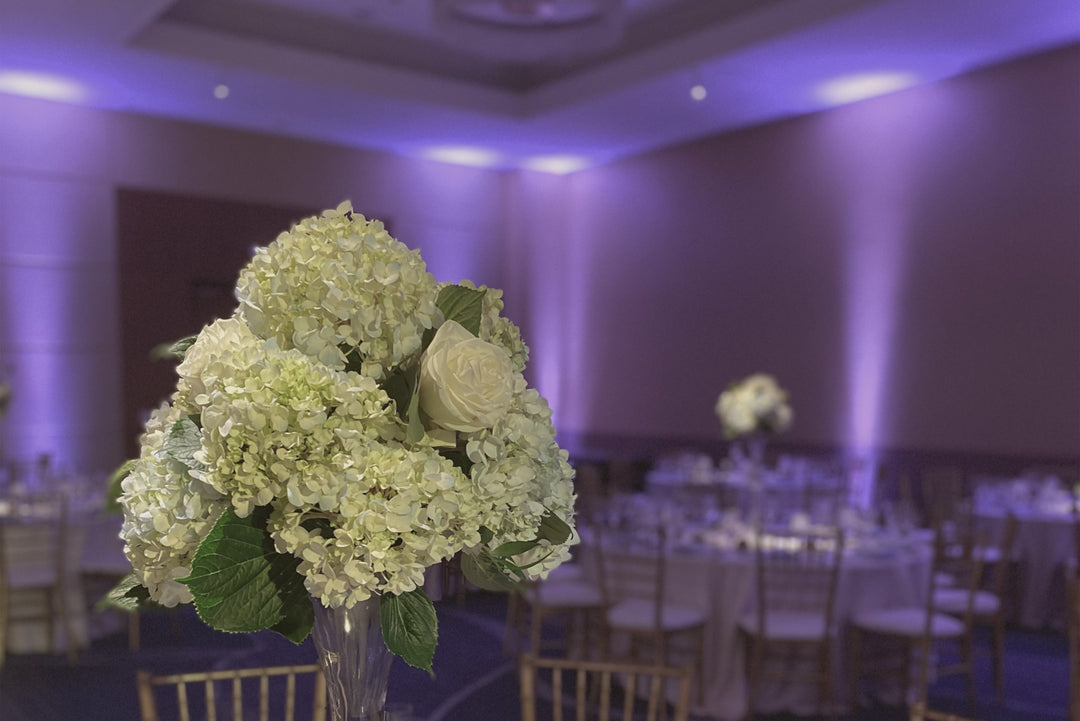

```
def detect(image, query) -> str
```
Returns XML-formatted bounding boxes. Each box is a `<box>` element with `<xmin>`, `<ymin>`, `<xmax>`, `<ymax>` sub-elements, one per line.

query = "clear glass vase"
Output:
<box><xmin>311</xmin><ymin>596</ymin><xmax>394</xmax><ymax>721</ymax></box>
<box><xmin>742</xmin><ymin>434</ymin><xmax>768</xmax><ymax>525</ymax></box>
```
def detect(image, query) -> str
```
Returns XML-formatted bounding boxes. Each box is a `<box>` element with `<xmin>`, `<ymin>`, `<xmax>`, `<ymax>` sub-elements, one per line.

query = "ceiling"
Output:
<box><xmin>0</xmin><ymin>0</ymin><xmax>1077</xmax><ymax>172</ymax></box>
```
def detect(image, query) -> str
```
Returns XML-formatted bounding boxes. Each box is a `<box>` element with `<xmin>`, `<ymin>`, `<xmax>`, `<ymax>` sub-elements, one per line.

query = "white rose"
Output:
<box><xmin>419</xmin><ymin>320</ymin><xmax>514</xmax><ymax>433</ymax></box>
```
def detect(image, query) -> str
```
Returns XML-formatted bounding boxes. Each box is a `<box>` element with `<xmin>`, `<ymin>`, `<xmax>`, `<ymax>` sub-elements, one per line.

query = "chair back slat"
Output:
<box><xmin>285</xmin><ymin>673</ymin><xmax>297</xmax><ymax>721</ymax></box>
<box><xmin>1067</xmin><ymin>573</ymin><xmax>1080</xmax><ymax>721</ymax></box>
<box><xmin>595</xmin><ymin>525</ymin><xmax>670</xmax><ymax>630</ymax></box>
<box><xmin>176</xmin><ymin>682</ymin><xmax>190</xmax><ymax>721</ymax></box>
<box><xmin>753</xmin><ymin>527</ymin><xmax>844</xmax><ymax>639</ymax></box>
<box><xmin>204</xmin><ymin>679</ymin><xmax>217</xmax><ymax>721</ymax></box>
<box><xmin>991</xmin><ymin>513</ymin><xmax>1018</xmax><ymax>599</ymax></box>
<box><xmin>519</xmin><ymin>653</ymin><xmax>692</xmax><ymax>721</ymax></box>
<box><xmin>552</xmin><ymin>667</ymin><xmax>563</xmax><ymax>721</ymax></box>
<box><xmin>137</xmin><ymin>664</ymin><xmax>325</xmax><ymax>721</ymax></box>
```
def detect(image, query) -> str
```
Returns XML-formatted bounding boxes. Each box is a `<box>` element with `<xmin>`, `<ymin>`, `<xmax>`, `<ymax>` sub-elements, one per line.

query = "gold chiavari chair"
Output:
<box><xmin>0</xmin><ymin>492</ymin><xmax>82</xmax><ymax>664</ymax></box>
<box><xmin>1068</xmin><ymin>559</ymin><xmax>1080</xmax><ymax>721</ymax></box>
<box><xmin>909</xmin><ymin>550</ymin><xmax>988</xmax><ymax>721</ymax></box>
<box><xmin>737</xmin><ymin>526</ymin><xmax>844</xmax><ymax>721</ymax></box>
<box><xmin>519</xmin><ymin>653</ymin><xmax>692</xmax><ymax>721</ymax></box>
<box><xmin>850</xmin><ymin>530</ymin><xmax>984</xmax><ymax>716</ymax></box>
<box><xmin>933</xmin><ymin>512</ymin><xmax>1018</xmax><ymax>701</ymax></box>
<box><xmin>909</xmin><ymin>701</ymin><xmax>983</xmax><ymax>721</ymax></box>
<box><xmin>136</xmin><ymin>664</ymin><xmax>326</xmax><ymax>721</ymax></box>
<box><xmin>594</xmin><ymin>525</ymin><xmax>706</xmax><ymax>703</ymax></box>
<box><xmin>921</xmin><ymin>466</ymin><xmax>966</xmax><ymax>536</ymax></box>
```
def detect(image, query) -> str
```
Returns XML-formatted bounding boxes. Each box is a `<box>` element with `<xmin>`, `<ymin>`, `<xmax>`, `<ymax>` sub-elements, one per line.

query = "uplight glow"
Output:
<box><xmin>0</xmin><ymin>70</ymin><xmax>86</xmax><ymax>102</ymax></box>
<box><xmin>522</xmin><ymin>155</ymin><xmax>588</xmax><ymax>175</ymax></box>
<box><xmin>817</xmin><ymin>72</ymin><xmax>917</xmax><ymax>105</ymax></box>
<box><xmin>423</xmin><ymin>146</ymin><xmax>502</xmax><ymax>169</ymax></box>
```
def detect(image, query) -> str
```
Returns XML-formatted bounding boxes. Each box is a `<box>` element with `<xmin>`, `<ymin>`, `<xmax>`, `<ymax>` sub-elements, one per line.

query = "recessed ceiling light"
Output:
<box><xmin>690</xmin><ymin>84</ymin><xmax>707</xmax><ymax>102</ymax></box>
<box><xmin>0</xmin><ymin>70</ymin><xmax>85</xmax><ymax>102</ymax></box>
<box><xmin>213</xmin><ymin>84</ymin><xmax>230</xmax><ymax>100</ymax></box>
<box><xmin>816</xmin><ymin>72</ymin><xmax>917</xmax><ymax>105</ymax></box>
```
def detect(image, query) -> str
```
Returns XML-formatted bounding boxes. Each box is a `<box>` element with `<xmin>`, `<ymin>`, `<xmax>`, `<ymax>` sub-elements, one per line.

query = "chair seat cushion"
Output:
<box><xmin>736</xmin><ymin>611</ymin><xmax>830</xmax><ymax>641</ymax></box>
<box><xmin>933</xmin><ymin>571</ymin><xmax>958</xmax><ymax>588</ymax></box>
<box><xmin>933</xmin><ymin>588</ymin><xmax>1001</xmax><ymax>616</ymax></box>
<box><xmin>607</xmin><ymin>599</ymin><xmax>706</xmax><ymax>632</ymax></box>
<box><xmin>529</xmin><ymin>580</ymin><xmax>605</xmax><ymax>608</ymax></box>
<box><xmin>852</xmin><ymin>608</ymin><xmax>964</xmax><ymax>638</ymax></box>
<box><xmin>544</xmin><ymin>563</ymin><xmax>584</xmax><ymax>584</ymax></box>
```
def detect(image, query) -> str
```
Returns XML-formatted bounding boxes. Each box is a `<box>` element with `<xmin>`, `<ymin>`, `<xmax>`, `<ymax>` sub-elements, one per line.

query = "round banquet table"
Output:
<box><xmin>580</xmin><ymin>534</ymin><xmax>933</xmax><ymax>720</ymax></box>
<box><xmin>976</xmin><ymin>508</ymin><xmax>1076</xmax><ymax>628</ymax></box>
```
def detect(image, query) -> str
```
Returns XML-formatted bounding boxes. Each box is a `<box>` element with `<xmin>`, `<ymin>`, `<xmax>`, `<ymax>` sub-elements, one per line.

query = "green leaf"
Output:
<box><xmin>165</xmin><ymin>417</ymin><xmax>204</xmax><ymax>470</ymax></box>
<box><xmin>460</xmin><ymin>551</ymin><xmax>518</xmax><ymax>592</ymax></box>
<box><xmin>381</xmin><ymin>589</ymin><xmax>438</xmax><ymax>674</ymax></box>
<box><xmin>179</xmin><ymin>506</ymin><xmax>313</xmax><ymax>644</ymax></box>
<box><xmin>436</xmin><ymin>285</ymin><xmax>485</xmax><ymax>337</ymax></box>
<box><xmin>536</xmin><ymin>512</ymin><xmax>572</xmax><ymax>545</ymax></box>
<box><xmin>151</xmin><ymin>335</ymin><xmax>197</xmax><ymax>361</ymax></box>
<box><xmin>439</xmin><ymin>447</ymin><xmax>473</xmax><ymax>477</ymax></box>
<box><xmin>491</xmin><ymin>539</ymin><xmax>539</xmax><ymax>558</ymax></box>
<box><xmin>478</xmin><ymin>526</ymin><xmax>495</xmax><ymax>545</ymax></box>
<box><xmin>404</xmin><ymin>375</ymin><xmax>426</xmax><ymax>444</ymax></box>
<box><xmin>104</xmin><ymin>459</ymin><xmax>136</xmax><ymax>514</ymax></box>
<box><xmin>342</xmin><ymin>346</ymin><xmax>365</xmax><ymax>375</ymax></box>
<box><xmin>381</xmin><ymin>364</ymin><xmax>426</xmax><ymax>444</ymax></box>
<box><xmin>95</xmin><ymin>572</ymin><xmax>150</xmax><ymax>613</ymax></box>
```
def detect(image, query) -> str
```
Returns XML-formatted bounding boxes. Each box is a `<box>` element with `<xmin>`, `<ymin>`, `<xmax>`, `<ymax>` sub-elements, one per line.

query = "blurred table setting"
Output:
<box><xmin>576</xmin><ymin>459</ymin><xmax>936</xmax><ymax>720</ymax></box>
<box><xmin>0</xmin><ymin>456</ymin><xmax>128</xmax><ymax>660</ymax></box>
<box><xmin>972</xmin><ymin>471</ymin><xmax>1078</xmax><ymax>628</ymax></box>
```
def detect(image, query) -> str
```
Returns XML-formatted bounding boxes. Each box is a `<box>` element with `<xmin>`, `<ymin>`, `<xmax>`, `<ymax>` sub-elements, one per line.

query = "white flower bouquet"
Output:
<box><xmin>110</xmin><ymin>202</ymin><xmax>576</xmax><ymax>671</ymax></box>
<box><xmin>714</xmin><ymin>373</ymin><xmax>793</xmax><ymax>439</ymax></box>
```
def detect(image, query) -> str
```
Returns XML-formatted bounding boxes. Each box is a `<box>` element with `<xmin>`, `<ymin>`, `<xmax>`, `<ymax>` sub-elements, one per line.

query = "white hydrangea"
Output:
<box><xmin>236</xmin><ymin>202</ymin><xmax>440</xmax><ymax>380</ymax></box>
<box><xmin>186</xmin><ymin>332</ymin><xmax>400</xmax><ymax>518</ymax></box>
<box><xmin>268</xmin><ymin>444</ymin><xmax>482</xmax><ymax>607</ymax></box>
<box><xmin>119</xmin><ymin>400</ymin><xmax>227</xmax><ymax>606</ymax></box>
<box><xmin>715</xmin><ymin>373</ymin><xmax>793</xmax><ymax>439</ymax></box>
<box><xmin>462</xmin><ymin>378</ymin><xmax>577</xmax><ymax>580</ymax></box>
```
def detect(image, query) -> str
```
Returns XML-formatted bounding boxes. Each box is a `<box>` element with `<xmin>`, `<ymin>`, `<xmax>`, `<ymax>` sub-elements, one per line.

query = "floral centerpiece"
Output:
<box><xmin>110</xmin><ymin>202</ymin><xmax>577</xmax><ymax>718</ymax></box>
<box><xmin>714</xmin><ymin>372</ymin><xmax>792</xmax><ymax>440</ymax></box>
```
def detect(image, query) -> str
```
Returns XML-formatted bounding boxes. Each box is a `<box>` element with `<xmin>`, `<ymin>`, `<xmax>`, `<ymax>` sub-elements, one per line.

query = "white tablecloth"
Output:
<box><xmin>582</xmin><ymin>537</ymin><xmax>932</xmax><ymax>720</ymax></box>
<box><xmin>977</xmin><ymin>508</ymin><xmax>1075</xmax><ymax>628</ymax></box>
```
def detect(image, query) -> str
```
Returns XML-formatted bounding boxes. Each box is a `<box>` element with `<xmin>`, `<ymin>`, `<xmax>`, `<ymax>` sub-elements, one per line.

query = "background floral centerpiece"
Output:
<box><xmin>110</xmin><ymin>202</ymin><xmax>577</xmax><ymax>716</ymax></box>
<box><xmin>714</xmin><ymin>372</ymin><xmax>793</xmax><ymax>440</ymax></box>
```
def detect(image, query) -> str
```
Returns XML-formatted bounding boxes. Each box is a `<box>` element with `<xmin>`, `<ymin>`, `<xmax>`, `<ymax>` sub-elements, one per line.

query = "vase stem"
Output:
<box><xmin>311</xmin><ymin>596</ymin><xmax>393</xmax><ymax>721</ymax></box>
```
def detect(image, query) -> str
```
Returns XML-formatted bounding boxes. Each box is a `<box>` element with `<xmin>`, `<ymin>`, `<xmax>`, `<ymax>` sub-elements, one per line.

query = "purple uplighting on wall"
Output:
<box><xmin>827</xmin><ymin>92</ymin><xmax>943</xmax><ymax>507</ymax></box>
<box><xmin>845</xmin><ymin>222</ymin><xmax>906</xmax><ymax>456</ymax></box>
<box><xmin>3</xmin><ymin>214</ymin><xmax>86</xmax><ymax>473</ymax></box>
<box><xmin>844</xmin><ymin>220</ymin><xmax>906</xmax><ymax>508</ymax></box>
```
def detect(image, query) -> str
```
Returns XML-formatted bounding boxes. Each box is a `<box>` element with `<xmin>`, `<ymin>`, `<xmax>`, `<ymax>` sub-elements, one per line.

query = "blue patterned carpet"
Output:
<box><xmin>0</xmin><ymin>591</ymin><xmax>1068</xmax><ymax>720</ymax></box>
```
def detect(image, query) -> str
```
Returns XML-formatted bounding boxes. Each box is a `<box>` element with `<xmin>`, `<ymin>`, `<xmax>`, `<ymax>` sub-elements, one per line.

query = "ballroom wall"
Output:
<box><xmin>0</xmin><ymin>43</ymin><xmax>1076</xmax><ymax>477</ymax></box>
<box><xmin>0</xmin><ymin>103</ymin><xmax>508</xmax><ymax>474</ymax></box>
<box><xmin>524</xmin><ymin>44</ymin><xmax>1080</xmax><ymax>462</ymax></box>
